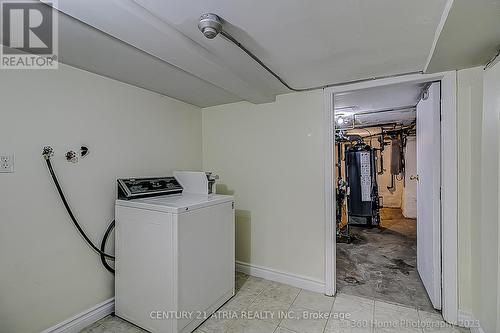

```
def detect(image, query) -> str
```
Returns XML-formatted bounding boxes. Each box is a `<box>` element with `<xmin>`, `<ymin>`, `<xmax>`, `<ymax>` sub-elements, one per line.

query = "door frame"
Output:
<box><xmin>323</xmin><ymin>71</ymin><xmax>458</xmax><ymax>323</ymax></box>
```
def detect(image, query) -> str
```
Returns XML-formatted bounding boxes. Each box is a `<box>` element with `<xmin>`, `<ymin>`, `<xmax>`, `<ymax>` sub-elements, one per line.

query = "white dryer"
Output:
<box><xmin>115</xmin><ymin>177</ymin><xmax>234</xmax><ymax>333</ymax></box>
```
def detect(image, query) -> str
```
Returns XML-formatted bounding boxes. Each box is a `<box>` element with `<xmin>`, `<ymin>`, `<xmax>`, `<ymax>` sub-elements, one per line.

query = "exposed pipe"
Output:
<box><xmin>42</xmin><ymin>147</ymin><xmax>115</xmax><ymax>274</ymax></box>
<box><xmin>350</xmin><ymin>121</ymin><xmax>413</xmax><ymax>130</ymax></box>
<box><xmin>378</xmin><ymin>151</ymin><xmax>384</xmax><ymax>175</ymax></box>
<box><xmin>353</xmin><ymin>105</ymin><xmax>416</xmax><ymax>116</ymax></box>
<box><xmin>484</xmin><ymin>48</ymin><xmax>500</xmax><ymax>70</ymax></box>
<box><xmin>337</xmin><ymin>142</ymin><xmax>342</xmax><ymax>179</ymax></box>
<box><xmin>387</xmin><ymin>174</ymin><xmax>396</xmax><ymax>191</ymax></box>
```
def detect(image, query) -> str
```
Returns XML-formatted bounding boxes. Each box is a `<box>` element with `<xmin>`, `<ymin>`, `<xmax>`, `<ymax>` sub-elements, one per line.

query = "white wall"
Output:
<box><xmin>402</xmin><ymin>137</ymin><xmax>417</xmax><ymax>218</ymax></box>
<box><xmin>478</xmin><ymin>61</ymin><xmax>500</xmax><ymax>333</ymax></box>
<box><xmin>457</xmin><ymin>65</ymin><xmax>500</xmax><ymax>333</ymax></box>
<box><xmin>457</xmin><ymin>67</ymin><xmax>483</xmax><ymax>317</ymax></box>
<box><xmin>202</xmin><ymin>91</ymin><xmax>325</xmax><ymax>283</ymax></box>
<box><xmin>0</xmin><ymin>64</ymin><xmax>202</xmax><ymax>333</ymax></box>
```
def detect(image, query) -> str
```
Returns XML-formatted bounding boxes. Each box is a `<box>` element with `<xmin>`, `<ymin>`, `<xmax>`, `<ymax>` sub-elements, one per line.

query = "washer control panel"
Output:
<box><xmin>118</xmin><ymin>177</ymin><xmax>183</xmax><ymax>200</ymax></box>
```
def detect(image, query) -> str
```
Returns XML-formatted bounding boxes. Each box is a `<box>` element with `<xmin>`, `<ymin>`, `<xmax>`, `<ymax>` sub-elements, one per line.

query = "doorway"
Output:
<box><xmin>323</xmin><ymin>72</ymin><xmax>458</xmax><ymax>324</ymax></box>
<box><xmin>333</xmin><ymin>81</ymin><xmax>441</xmax><ymax>312</ymax></box>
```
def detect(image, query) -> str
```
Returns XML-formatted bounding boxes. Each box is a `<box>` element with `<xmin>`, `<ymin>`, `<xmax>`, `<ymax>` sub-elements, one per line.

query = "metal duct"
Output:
<box><xmin>390</xmin><ymin>139</ymin><xmax>402</xmax><ymax>175</ymax></box>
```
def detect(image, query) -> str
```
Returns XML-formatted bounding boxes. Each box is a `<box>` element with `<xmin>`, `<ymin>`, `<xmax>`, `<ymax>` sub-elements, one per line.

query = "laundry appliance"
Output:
<box><xmin>115</xmin><ymin>176</ymin><xmax>234</xmax><ymax>333</ymax></box>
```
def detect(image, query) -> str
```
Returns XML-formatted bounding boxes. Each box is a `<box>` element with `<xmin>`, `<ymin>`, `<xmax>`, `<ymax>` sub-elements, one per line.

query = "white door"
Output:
<box><xmin>416</xmin><ymin>82</ymin><xmax>442</xmax><ymax>309</ymax></box>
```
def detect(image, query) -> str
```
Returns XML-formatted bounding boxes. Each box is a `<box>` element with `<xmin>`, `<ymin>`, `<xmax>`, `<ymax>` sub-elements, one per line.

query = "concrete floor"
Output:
<box><xmin>336</xmin><ymin>208</ymin><xmax>435</xmax><ymax>312</ymax></box>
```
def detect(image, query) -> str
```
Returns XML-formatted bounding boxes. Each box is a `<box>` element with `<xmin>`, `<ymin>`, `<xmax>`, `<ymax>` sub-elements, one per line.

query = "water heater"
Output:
<box><xmin>345</xmin><ymin>143</ymin><xmax>380</xmax><ymax>227</ymax></box>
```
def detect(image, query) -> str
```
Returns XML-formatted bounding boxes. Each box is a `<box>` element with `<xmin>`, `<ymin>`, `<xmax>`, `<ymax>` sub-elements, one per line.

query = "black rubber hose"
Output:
<box><xmin>45</xmin><ymin>158</ymin><xmax>115</xmax><ymax>260</ymax></box>
<box><xmin>100</xmin><ymin>220</ymin><xmax>115</xmax><ymax>274</ymax></box>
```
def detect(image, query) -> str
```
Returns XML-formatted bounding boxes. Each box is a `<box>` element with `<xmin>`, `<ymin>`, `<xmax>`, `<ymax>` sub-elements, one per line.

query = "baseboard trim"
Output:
<box><xmin>40</xmin><ymin>298</ymin><xmax>114</xmax><ymax>333</ymax></box>
<box><xmin>457</xmin><ymin>309</ymin><xmax>485</xmax><ymax>333</ymax></box>
<box><xmin>235</xmin><ymin>260</ymin><xmax>325</xmax><ymax>294</ymax></box>
<box><xmin>41</xmin><ymin>263</ymin><xmax>324</xmax><ymax>332</ymax></box>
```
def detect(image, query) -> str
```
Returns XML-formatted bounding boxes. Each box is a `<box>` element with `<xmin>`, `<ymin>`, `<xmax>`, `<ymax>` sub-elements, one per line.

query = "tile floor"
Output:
<box><xmin>81</xmin><ymin>272</ymin><xmax>468</xmax><ymax>333</ymax></box>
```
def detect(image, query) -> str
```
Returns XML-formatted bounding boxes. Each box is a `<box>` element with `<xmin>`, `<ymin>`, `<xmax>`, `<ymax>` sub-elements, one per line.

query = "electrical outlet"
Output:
<box><xmin>0</xmin><ymin>154</ymin><xmax>14</xmax><ymax>173</ymax></box>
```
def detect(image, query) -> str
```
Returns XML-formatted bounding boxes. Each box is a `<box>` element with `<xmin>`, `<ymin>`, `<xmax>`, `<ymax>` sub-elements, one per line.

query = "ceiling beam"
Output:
<box><xmin>44</xmin><ymin>0</ymin><xmax>277</xmax><ymax>104</ymax></box>
<box><xmin>424</xmin><ymin>0</ymin><xmax>455</xmax><ymax>72</ymax></box>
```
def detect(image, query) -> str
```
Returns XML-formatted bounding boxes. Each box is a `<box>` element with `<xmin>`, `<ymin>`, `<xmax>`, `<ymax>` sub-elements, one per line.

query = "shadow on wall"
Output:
<box><xmin>216</xmin><ymin>184</ymin><xmax>251</xmax><ymax>264</ymax></box>
<box><xmin>216</xmin><ymin>183</ymin><xmax>235</xmax><ymax>195</ymax></box>
<box><xmin>235</xmin><ymin>209</ymin><xmax>252</xmax><ymax>263</ymax></box>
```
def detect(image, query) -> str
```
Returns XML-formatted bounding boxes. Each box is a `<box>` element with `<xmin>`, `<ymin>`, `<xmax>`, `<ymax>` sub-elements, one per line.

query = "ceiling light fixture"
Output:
<box><xmin>335</xmin><ymin>113</ymin><xmax>354</xmax><ymax>129</ymax></box>
<box><xmin>197</xmin><ymin>13</ymin><xmax>223</xmax><ymax>39</ymax></box>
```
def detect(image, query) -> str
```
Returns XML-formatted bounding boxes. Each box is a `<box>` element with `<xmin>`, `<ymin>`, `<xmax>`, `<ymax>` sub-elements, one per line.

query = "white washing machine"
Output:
<box><xmin>115</xmin><ymin>176</ymin><xmax>235</xmax><ymax>333</ymax></box>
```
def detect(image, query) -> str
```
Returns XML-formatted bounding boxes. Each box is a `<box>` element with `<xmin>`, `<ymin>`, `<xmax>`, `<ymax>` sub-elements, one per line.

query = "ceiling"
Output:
<box><xmin>128</xmin><ymin>0</ymin><xmax>446</xmax><ymax>87</ymax></box>
<box><xmin>16</xmin><ymin>0</ymin><xmax>495</xmax><ymax>107</ymax></box>
<box><xmin>335</xmin><ymin>82</ymin><xmax>425</xmax><ymax>112</ymax></box>
<box><xmin>0</xmin><ymin>5</ymin><xmax>244</xmax><ymax>107</ymax></box>
<box><xmin>426</xmin><ymin>0</ymin><xmax>500</xmax><ymax>73</ymax></box>
<box><xmin>334</xmin><ymin>81</ymin><xmax>425</xmax><ymax>128</ymax></box>
<box><xmin>38</xmin><ymin>0</ymin><xmax>452</xmax><ymax>107</ymax></box>
<box><xmin>56</xmin><ymin>11</ymin><xmax>241</xmax><ymax>107</ymax></box>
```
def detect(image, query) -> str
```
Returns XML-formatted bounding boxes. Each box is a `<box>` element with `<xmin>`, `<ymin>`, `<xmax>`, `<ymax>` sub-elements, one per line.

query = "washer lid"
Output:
<box><xmin>116</xmin><ymin>193</ymin><xmax>233</xmax><ymax>213</ymax></box>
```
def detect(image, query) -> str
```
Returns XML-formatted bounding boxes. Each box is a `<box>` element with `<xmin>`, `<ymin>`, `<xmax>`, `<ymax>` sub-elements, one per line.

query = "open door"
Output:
<box><xmin>416</xmin><ymin>82</ymin><xmax>442</xmax><ymax>309</ymax></box>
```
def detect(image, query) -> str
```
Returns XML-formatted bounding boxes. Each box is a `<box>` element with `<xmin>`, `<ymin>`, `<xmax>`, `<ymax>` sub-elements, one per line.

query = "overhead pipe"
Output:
<box><xmin>387</xmin><ymin>174</ymin><xmax>396</xmax><ymax>191</ymax></box>
<box><xmin>353</xmin><ymin>105</ymin><xmax>417</xmax><ymax>116</ymax></box>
